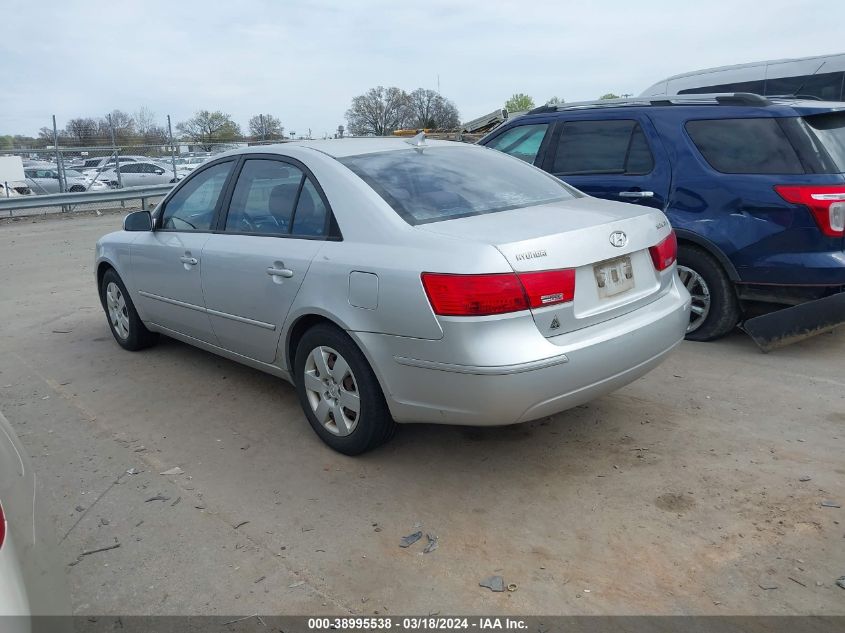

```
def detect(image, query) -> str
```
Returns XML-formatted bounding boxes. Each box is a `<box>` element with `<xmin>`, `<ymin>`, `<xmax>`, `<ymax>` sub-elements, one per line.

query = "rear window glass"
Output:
<box><xmin>339</xmin><ymin>146</ymin><xmax>576</xmax><ymax>225</ymax></box>
<box><xmin>802</xmin><ymin>112</ymin><xmax>845</xmax><ymax>172</ymax></box>
<box><xmin>685</xmin><ymin>118</ymin><xmax>804</xmax><ymax>174</ymax></box>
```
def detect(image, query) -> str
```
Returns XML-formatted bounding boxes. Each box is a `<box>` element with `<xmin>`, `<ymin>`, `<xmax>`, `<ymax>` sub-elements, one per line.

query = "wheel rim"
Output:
<box><xmin>105</xmin><ymin>281</ymin><xmax>130</xmax><ymax>340</ymax></box>
<box><xmin>303</xmin><ymin>346</ymin><xmax>360</xmax><ymax>437</ymax></box>
<box><xmin>677</xmin><ymin>265</ymin><xmax>711</xmax><ymax>333</ymax></box>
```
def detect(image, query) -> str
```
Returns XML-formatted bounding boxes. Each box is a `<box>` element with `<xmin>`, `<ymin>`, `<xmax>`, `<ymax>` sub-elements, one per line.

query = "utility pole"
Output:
<box><xmin>51</xmin><ymin>115</ymin><xmax>66</xmax><ymax>194</ymax></box>
<box><xmin>167</xmin><ymin>114</ymin><xmax>177</xmax><ymax>182</ymax></box>
<box><xmin>108</xmin><ymin>113</ymin><xmax>123</xmax><ymax>190</ymax></box>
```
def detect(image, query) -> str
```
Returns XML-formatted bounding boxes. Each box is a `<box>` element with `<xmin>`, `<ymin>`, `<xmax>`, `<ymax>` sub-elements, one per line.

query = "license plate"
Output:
<box><xmin>594</xmin><ymin>256</ymin><xmax>634</xmax><ymax>299</ymax></box>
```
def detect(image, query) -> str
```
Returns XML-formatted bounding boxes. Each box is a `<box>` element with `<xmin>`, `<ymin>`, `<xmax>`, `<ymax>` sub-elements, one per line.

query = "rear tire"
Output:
<box><xmin>99</xmin><ymin>269</ymin><xmax>159</xmax><ymax>351</ymax></box>
<box><xmin>294</xmin><ymin>324</ymin><xmax>396</xmax><ymax>455</ymax></box>
<box><xmin>677</xmin><ymin>244</ymin><xmax>740</xmax><ymax>341</ymax></box>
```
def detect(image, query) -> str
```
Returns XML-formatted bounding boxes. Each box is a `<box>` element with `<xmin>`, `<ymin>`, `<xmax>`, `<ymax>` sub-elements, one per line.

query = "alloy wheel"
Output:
<box><xmin>677</xmin><ymin>265</ymin><xmax>711</xmax><ymax>333</ymax></box>
<box><xmin>303</xmin><ymin>346</ymin><xmax>361</xmax><ymax>436</ymax></box>
<box><xmin>105</xmin><ymin>281</ymin><xmax>130</xmax><ymax>340</ymax></box>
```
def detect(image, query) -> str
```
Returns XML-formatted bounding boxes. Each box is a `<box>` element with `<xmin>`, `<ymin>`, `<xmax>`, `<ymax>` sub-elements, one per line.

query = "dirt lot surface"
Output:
<box><xmin>1</xmin><ymin>212</ymin><xmax>843</xmax><ymax>616</ymax></box>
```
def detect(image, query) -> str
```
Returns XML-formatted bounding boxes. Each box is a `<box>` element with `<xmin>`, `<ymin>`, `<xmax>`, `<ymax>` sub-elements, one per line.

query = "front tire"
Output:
<box><xmin>99</xmin><ymin>269</ymin><xmax>159</xmax><ymax>351</ymax></box>
<box><xmin>294</xmin><ymin>324</ymin><xmax>395</xmax><ymax>455</ymax></box>
<box><xmin>677</xmin><ymin>244</ymin><xmax>740</xmax><ymax>342</ymax></box>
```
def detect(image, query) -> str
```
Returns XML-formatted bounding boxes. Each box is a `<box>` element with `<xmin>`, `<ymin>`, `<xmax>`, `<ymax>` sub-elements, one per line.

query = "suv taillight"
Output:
<box><xmin>421</xmin><ymin>270</ymin><xmax>576</xmax><ymax>316</ymax></box>
<box><xmin>649</xmin><ymin>230</ymin><xmax>677</xmax><ymax>271</ymax></box>
<box><xmin>774</xmin><ymin>185</ymin><xmax>845</xmax><ymax>238</ymax></box>
<box><xmin>0</xmin><ymin>501</ymin><xmax>5</xmax><ymax>550</ymax></box>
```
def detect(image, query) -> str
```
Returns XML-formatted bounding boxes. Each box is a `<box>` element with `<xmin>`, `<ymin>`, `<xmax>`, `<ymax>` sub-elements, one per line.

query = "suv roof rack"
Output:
<box><xmin>527</xmin><ymin>92</ymin><xmax>772</xmax><ymax>114</ymax></box>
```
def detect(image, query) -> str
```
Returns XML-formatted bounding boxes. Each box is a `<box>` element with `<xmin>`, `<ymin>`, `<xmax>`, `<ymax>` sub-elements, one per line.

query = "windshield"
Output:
<box><xmin>803</xmin><ymin>112</ymin><xmax>845</xmax><ymax>172</ymax></box>
<box><xmin>339</xmin><ymin>146</ymin><xmax>577</xmax><ymax>225</ymax></box>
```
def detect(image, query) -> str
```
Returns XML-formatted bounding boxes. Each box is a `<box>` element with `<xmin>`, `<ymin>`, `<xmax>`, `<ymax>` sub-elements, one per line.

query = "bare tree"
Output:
<box><xmin>94</xmin><ymin>110</ymin><xmax>136</xmax><ymax>144</ymax></box>
<box><xmin>134</xmin><ymin>106</ymin><xmax>157</xmax><ymax>134</ymax></box>
<box><xmin>406</xmin><ymin>88</ymin><xmax>460</xmax><ymax>130</ymax></box>
<box><xmin>65</xmin><ymin>118</ymin><xmax>100</xmax><ymax>145</ymax></box>
<box><xmin>345</xmin><ymin>86</ymin><xmax>410</xmax><ymax>136</ymax></box>
<box><xmin>248</xmin><ymin>114</ymin><xmax>284</xmax><ymax>140</ymax></box>
<box><xmin>176</xmin><ymin>111</ymin><xmax>242</xmax><ymax>151</ymax></box>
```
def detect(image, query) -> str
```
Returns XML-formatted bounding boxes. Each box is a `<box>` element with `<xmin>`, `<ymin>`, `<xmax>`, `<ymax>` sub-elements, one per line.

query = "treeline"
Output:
<box><xmin>2</xmin><ymin>108</ymin><xmax>285</xmax><ymax>151</ymax></box>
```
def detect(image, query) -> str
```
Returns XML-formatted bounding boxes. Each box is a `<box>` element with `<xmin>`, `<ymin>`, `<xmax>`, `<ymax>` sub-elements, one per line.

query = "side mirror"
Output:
<box><xmin>155</xmin><ymin>169</ymin><xmax>164</xmax><ymax>175</ymax></box>
<box><xmin>124</xmin><ymin>210</ymin><xmax>152</xmax><ymax>232</ymax></box>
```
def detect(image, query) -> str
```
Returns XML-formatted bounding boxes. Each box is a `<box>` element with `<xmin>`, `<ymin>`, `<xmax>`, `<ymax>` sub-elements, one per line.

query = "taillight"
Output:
<box><xmin>0</xmin><ymin>501</ymin><xmax>5</xmax><ymax>550</ymax></box>
<box><xmin>421</xmin><ymin>273</ymin><xmax>529</xmax><ymax>316</ymax></box>
<box><xmin>517</xmin><ymin>269</ymin><xmax>576</xmax><ymax>308</ymax></box>
<box><xmin>649</xmin><ymin>230</ymin><xmax>677</xmax><ymax>271</ymax></box>
<box><xmin>775</xmin><ymin>185</ymin><xmax>845</xmax><ymax>238</ymax></box>
<box><xmin>421</xmin><ymin>269</ymin><xmax>576</xmax><ymax>316</ymax></box>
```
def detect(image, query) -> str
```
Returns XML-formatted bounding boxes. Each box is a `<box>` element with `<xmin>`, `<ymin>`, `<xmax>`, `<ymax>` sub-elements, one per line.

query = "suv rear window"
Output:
<box><xmin>686</xmin><ymin>118</ymin><xmax>804</xmax><ymax>174</ymax></box>
<box><xmin>339</xmin><ymin>146</ymin><xmax>576</xmax><ymax>225</ymax></box>
<box><xmin>802</xmin><ymin>111</ymin><xmax>845</xmax><ymax>172</ymax></box>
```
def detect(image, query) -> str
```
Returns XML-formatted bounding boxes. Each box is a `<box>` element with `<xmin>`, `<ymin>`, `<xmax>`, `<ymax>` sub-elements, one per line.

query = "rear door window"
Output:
<box><xmin>551</xmin><ymin>120</ymin><xmax>654</xmax><ymax>175</ymax></box>
<box><xmin>485</xmin><ymin>124</ymin><xmax>549</xmax><ymax>164</ymax></box>
<box><xmin>685</xmin><ymin>118</ymin><xmax>804</xmax><ymax>174</ymax></box>
<box><xmin>224</xmin><ymin>159</ymin><xmax>305</xmax><ymax>235</ymax></box>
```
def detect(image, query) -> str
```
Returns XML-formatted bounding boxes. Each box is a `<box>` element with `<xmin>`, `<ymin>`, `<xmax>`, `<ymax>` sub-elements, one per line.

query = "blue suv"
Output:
<box><xmin>478</xmin><ymin>94</ymin><xmax>845</xmax><ymax>345</ymax></box>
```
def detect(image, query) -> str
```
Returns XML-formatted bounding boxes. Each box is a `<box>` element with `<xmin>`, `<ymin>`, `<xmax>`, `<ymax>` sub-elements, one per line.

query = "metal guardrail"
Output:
<box><xmin>0</xmin><ymin>183</ymin><xmax>174</xmax><ymax>214</ymax></box>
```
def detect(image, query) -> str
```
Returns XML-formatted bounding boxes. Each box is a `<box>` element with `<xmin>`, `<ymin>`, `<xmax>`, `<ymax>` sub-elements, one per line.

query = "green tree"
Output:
<box><xmin>176</xmin><ymin>111</ymin><xmax>242</xmax><ymax>150</ymax></box>
<box><xmin>0</xmin><ymin>135</ymin><xmax>13</xmax><ymax>150</ymax></box>
<box><xmin>600</xmin><ymin>93</ymin><xmax>620</xmax><ymax>100</ymax></box>
<box><xmin>505</xmin><ymin>93</ymin><xmax>535</xmax><ymax>113</ymax></box>
<box><xmin>248</xmin><ymin>114</ymin><xmax>284</xmax><ymax>140</ymax></box>
<box><xmin>546</xmin><ymin>96</ymin><xmax>565</xmax><ymax>106</ymax></box>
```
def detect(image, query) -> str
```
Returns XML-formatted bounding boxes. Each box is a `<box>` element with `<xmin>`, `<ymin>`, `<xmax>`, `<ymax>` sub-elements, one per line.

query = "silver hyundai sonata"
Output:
<box><xmin>95</xmin><ymin>137</ymin><xmax>691</xmax><ymax>454</ymax></box>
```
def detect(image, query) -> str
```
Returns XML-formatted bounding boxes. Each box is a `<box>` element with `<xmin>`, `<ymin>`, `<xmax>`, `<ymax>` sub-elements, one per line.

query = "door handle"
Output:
<box><xmin>618</xmin><ymin>190</ymin><xmax>654</xmax><ymax>198</ymax></box>
<box><xmin>180</xmin><ymin>256</ymin><xmax>198</xmax><ymax>265</ymax></box>
<box><xmin>267</xmin><ymin>267</ymin><xmax>294</xmax><ymax>278</ymax></box>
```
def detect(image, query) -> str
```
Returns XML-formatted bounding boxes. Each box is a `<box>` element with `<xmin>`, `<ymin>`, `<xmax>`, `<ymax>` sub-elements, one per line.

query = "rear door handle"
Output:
<box><xmin>618</xmin><ymin>190</ymin><xmax>654</xmax><ymax>198</ymax></box>
<box><xmin>179</xmin><ymin>256</ymin><xmax>198</xmax><ymax>265</ymax></box>
<box><xmin>267</xmin><ymin>267</ymin><xmax>294</xmax><ymax>278</ymax></box>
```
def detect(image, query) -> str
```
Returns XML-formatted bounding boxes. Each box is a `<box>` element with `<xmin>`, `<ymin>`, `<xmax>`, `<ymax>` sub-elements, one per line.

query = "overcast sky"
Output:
<box><xmin>2</xmin><ymin>0</ymin><xmax>843</xmax><ymax>138</ymax></box>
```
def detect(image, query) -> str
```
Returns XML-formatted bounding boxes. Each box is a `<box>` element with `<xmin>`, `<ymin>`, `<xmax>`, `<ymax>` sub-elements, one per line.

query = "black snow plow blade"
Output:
<box><xmin>742</xmin><ymin>291</ymin><xmax>845</xmax><ymax>352</ymax></box>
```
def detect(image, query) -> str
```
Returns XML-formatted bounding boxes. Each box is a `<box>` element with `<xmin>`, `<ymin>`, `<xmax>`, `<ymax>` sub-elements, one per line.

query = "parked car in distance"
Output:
<box><xmin>640</xmin><ymin>52</ymin><xmax>845</xmax><ymax>101</ymax></box>
<box><xmin>0</xmin><ymin>181</ymin><xmax>31</xmax><ymax>197</ymax></box>
<box><xmin>0</xmin><ymin>411</ymin><xmax>70</xmax><ymax>617</ymax></box>
<box><xmin>97</xmin><ymin>161</ymin><xmax>178</xmax><ymax>188</ymax></box>
<box><xmin>479</xmin><ymin>94</ymin><xmax>845</xmax><ymax>344</ymax></box>
<box><xmin>95</xmin><ymin>138</ymin><xmax>690</xmax><ymax>454</ymax></box>
<box><xmin>24</xmin><ymin>167</ymin><xmax>108</xmax><ymax>193</ymax></box>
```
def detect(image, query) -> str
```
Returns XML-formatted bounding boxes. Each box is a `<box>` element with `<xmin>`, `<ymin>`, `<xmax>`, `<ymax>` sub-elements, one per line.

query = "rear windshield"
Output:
<box><xmin>802</xmin><ymin>111</ymin><xmax>845</xmax><ymax>172</ymax></box>
<box><xmin>339</xmin><ymin>146</ymin><xmax>576</xmax><ymax>225</ymax></box>
<box><xmin>685</xmin><ymin>118</ymin><xmax>804</xmax><ymax>174</ymax></box>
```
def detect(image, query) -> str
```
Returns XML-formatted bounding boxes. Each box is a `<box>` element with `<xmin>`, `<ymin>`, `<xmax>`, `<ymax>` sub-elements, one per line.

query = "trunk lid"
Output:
<box><xmin>418</xmin><ymin>196</ymin><xmax>675</xmax><ymax>336</ymax></box>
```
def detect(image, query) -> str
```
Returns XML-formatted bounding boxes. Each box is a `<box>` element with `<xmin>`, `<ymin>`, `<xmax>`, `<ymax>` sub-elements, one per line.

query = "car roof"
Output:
<box><xmin>222</xmin><ymin>137</ymin><xmax>463</xmax><ymax>159</ymax></box>
<box><xmin>511</xmin><ymin>93</ymin><xmax>845</xmax><ymax>122</ymax></box>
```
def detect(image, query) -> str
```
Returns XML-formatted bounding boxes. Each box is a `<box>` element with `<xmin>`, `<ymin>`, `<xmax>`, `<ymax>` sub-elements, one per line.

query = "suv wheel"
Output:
<box><xmin>677</xmin><ymin>244</ymin><xmax>740</xmax><ymax>341</ymax></box>
<box><xmin>294</xmin><ymin>324</ymin><xmax>395</xmax><ymax>455</ymax></box>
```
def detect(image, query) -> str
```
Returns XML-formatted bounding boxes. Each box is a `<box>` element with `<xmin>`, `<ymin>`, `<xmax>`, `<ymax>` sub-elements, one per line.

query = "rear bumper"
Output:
<box><xmin>354</xmin><ymin>274</ymin><xmax>691</xmax><ymax>426</ymax></box>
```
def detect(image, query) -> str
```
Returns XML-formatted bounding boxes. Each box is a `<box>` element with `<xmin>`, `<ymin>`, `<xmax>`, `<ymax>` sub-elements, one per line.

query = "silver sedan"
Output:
<box><xmin>95</xmin><ymin>137</ymin><xmax>691</xmax><ymax>454</ymax></box>
<box><xmin>0</xmin><ymin>411</ymin><xmax>70</xmax><ymax>618</ymax></box>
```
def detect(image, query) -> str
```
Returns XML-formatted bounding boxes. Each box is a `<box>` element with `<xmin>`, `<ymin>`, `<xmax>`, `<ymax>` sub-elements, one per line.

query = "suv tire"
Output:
<box><xmin>677</xmin><ymin>244</ymin><xmax>741</xmax><ymax>342</ymax></box>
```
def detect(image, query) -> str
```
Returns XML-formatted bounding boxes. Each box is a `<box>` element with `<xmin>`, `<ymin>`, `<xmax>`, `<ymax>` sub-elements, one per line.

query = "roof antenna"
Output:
<box><xmin>404</xmin><ymin>131</ymin><xmax>427</xmax><ymax>153</ymax></box>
